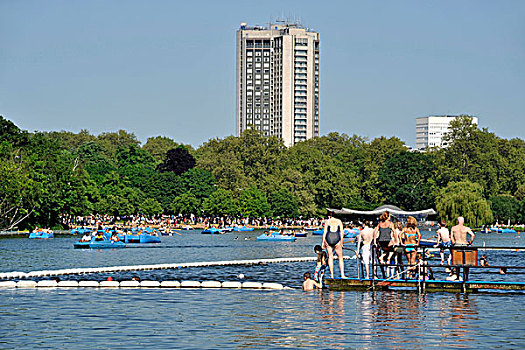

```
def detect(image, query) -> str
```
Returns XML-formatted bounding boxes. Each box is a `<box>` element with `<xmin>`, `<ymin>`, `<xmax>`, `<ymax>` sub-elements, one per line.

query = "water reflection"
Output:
<box><xmin>317</xmin><ymin>291</ymin><xmax>346</xmax><ymax>349</ymax></box>
<box><xmin>0</xmin><ymin>233</ymin><xmax>522</xmax><ymax>349</ymax></box>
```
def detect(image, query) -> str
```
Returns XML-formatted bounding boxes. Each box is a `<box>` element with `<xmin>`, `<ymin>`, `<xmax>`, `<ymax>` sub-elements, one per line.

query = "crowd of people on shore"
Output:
<box><xmin>303</xmin><ymin>211</ymin><xmax>478</xmax><ymax>291</ymax></box>
<box><xmin>62</xmin><ymin>214</ymin><xmax>324</xmax><ymax>230</ymax></box>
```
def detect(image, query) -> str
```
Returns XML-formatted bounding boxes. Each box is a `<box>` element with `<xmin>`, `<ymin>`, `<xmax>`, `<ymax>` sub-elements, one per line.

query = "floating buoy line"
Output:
<box><xmin>0</xmin><ymin>256</ymin><xmax>353</xmax><ymax>290</ymax></box>
<box><xmin>0</xmin><ymin>279</ymin><xmax>290</xmax><ymax>290</ymax></box>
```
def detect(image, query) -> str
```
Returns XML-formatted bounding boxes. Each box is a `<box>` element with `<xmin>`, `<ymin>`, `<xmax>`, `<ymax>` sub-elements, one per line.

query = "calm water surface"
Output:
<box><xmin>1</xmin><ymin>231</ymin><xmax>524</xmax><ymax>349</ymax></box>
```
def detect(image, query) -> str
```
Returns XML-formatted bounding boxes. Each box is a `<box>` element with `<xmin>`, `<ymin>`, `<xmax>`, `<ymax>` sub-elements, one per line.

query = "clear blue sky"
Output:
<box><xmin>1</xmin><ymin>0</ymin><xmax>523</xmax><ymax>148</ymax></box>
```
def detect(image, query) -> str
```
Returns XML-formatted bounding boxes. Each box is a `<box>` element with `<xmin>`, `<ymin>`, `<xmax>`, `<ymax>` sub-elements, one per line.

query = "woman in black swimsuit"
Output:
<box><xmin>322</xmin><ymin>211</ymin><xmax>346</xmax><ymax>279</ymax></box>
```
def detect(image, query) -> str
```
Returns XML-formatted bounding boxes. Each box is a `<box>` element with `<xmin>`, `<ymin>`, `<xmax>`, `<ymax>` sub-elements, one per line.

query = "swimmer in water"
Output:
<box><xmin>302</xmin><ymin>272</ymin><xmax>322</xmax><ymax>291</ymax></box>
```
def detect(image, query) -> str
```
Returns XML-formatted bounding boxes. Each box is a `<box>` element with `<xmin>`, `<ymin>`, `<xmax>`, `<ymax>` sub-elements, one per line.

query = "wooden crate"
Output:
<box><xmin>451</xmin><ymin>248</ymin><xmax>478</xmax><ymax>266</ymax></box>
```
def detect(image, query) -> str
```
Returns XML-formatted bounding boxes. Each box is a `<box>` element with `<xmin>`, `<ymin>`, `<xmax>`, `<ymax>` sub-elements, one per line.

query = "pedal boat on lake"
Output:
<box><xmin>201</xmin><ymin>227</ymin><xmax>226</xmax><ymax>234</ymax></box>
<box><xmin>70</xmin><ymin>227</ymin><xmax>93</xmax><ymax>235</ymax></box>
<box><xmin>490</xmin><ymin>227</ymin><xmax>517</xmax><ymax>233</ymax></box>
<box><xmin>118</xmin><ymin>228</ymin><xmax>161</xmax><ymax>243</ymax></box>
<box><xmin>294</xmin><ymin>231</ymin><xmax>308</xmax><ymax>237</ymax></box>
<box><xmin>256</xmin><ymin>231</ymin><xmax>297</xmax><ymax>242</ymax></box>
<box><xmin>233</xmin><ymin>225</ymin><xmax>254</xmax><ymax>232</ymax></box>
<box><xmin>29</xmin><ymin>229</ymin><xmax>54</xmax><ymax>239</ymax></box>
<box><xmin>74</xmin><ymin>237</ymin><xmax>126</xmax><ymax>249</ymax></box>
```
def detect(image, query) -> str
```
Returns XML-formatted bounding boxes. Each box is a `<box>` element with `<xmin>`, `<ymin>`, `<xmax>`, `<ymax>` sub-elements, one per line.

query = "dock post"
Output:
<box><xmin>371</xmin><ymin>245</ymin><xmax>376</xmax><ymax>292</ymax></box>
<box><xmin>422</xmin><ymin>247</ymin><xmax>426</xmax><ymax>294</ymax></box>
<box><xmin>356</xmin><ymin>252</ymin><xmax>362</xmax><ymax>279</ymax></box>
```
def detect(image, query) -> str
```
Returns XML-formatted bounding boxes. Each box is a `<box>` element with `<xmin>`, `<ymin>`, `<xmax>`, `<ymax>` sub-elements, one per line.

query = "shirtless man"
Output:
<box><xmin>451</xmin><ymin>217</ymin><xmax>475</xmax><ymax>246</ymax></box>
<box><xmin>450</xmin><ymin>217</ymin><xmax>475</xmax><ymax>280</ymax></box>
<box><xmin>356</xmin><ymin>222</ymin><xmax>374</xmax><ymax>279</ymax></box>
<box><xmin>435</xmin><ymin>220</ymin><xmax>452</xmax><ymax>265</ymax></box>
<box><xmin>302</xmin><ymin>272</ymin><xmax>322</xmax><ymax>291</ymax></box>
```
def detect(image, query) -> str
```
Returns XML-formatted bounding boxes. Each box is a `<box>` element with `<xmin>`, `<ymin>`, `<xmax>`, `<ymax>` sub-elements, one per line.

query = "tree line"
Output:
<box><xmin>0</xmin><ymin>115</ymin><xmax>524</xmax><ymax>230</ymax></box>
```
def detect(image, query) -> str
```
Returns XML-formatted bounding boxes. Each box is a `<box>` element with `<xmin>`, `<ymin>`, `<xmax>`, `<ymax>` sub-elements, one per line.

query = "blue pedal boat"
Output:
<box><xmin>201</xmin><ymin>227</ymin><xmax>225</xmax><ymax>234</ymax></box>
<box><xmin>257</xmin><ymin>232</ymin><xmax>297</xmax><ymax>242</ymax></box>
<box><xmin>74</xmin><ymin>238</ymin><xmax>126</xmax><ymax>249</ymax></box>
<box><xmin>234</xmin><ymin>226</ymin><xmax>254</xmax><ymax>232</ymax></box>
<box><xmin>312</xmin><ymin>229</ymin><xmax>323</xmax><ymax>236</ymax></box>
<box><xmin>29</xmin><ymin>230</ymin><xmax>54</xmax><ymax>239</ymax></box>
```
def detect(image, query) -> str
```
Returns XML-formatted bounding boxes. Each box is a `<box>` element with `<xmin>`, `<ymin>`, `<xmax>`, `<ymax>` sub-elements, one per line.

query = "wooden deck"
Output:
<box><xmin>326</xmin><ymin>278</ymin><xmax>525</xmax><ymax>293</ymax></box>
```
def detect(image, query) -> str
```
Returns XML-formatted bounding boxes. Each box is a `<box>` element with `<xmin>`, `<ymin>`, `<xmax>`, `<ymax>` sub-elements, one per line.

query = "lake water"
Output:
<box><xmin>1</xmin><ymin>230</ymin><xmax>524</xmax><ymax>349</ymax></box>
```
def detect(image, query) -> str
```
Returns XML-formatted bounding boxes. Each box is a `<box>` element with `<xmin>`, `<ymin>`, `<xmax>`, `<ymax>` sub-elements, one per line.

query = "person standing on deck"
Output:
<box><xmin>450</xmin><ymin>217</ymin><xmax>475</xmax><ymax>281</ymax></box>
<box><xmin>435</xmin><ymin>220</ymin><xmax>452</xmax><ymax>265</ymax></box>
<box><xmin>356</xmin><ymin>222</ymin><xmax>374</xmax><ymax>279</ymax></box>
<box><xmin>401</xmin><ymin>216</ymin><xmax>421</xmax><ymax>279</ymax></box>
<box><xmin>322</xmin><ymin>211</ymin><xmax>346</xmax><ymax>279</ymax></box>
<box><xmin>451</xmin><ymin>217</ymin><xmax>475</xmax><ymax>246</ymax></box>
<box><xmin>373</xmin><ymin>211</ymin><xmax>395</xmax><ymax>264</ymax></box>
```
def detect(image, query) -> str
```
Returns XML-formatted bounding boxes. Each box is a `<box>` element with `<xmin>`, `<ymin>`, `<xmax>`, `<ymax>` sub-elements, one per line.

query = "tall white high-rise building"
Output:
<box><xmin>236</xmin><ymin>22</ymin><xmax>320</xmax><ymax>147</ymax></box>
<box><xmin>416</xmin><ymin>115</ymin><xmax>479</xmax><ymax>150</ymax></box>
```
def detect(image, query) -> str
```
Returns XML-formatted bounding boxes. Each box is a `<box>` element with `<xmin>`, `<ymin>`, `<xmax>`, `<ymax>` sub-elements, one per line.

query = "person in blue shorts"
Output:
<box><xmin>435</xmin><ymin>220</ymin><xmax>452</xmax><ymax>265</ymax></box>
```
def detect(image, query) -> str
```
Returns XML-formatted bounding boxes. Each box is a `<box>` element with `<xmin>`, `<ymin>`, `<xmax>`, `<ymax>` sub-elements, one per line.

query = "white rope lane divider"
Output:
<box><xmin>0</xmin><ymin>255</ymin><xmax>355</xmax><ymax>290</ymax></box>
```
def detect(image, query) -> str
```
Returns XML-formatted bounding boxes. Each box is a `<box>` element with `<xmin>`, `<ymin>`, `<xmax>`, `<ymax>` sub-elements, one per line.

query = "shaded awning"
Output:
<box><xmin>327</xmin><ymin>205</ymin><xmax>438</xmax><ymax>217</ymax></box>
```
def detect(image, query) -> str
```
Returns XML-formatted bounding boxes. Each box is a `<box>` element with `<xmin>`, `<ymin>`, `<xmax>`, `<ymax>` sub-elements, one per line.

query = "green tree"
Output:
<box><xmin>361</xmin><ymin>136</ymin><xmax>407</xmax><ymax>205</ymax></box>
<box><xmin>436</xmin><ymin>116</ymin><xmax>503</xmax><ymax>196</ymax></box>
<box><xmin>96</xmin><ymin>194</ymin><xmax>134</xmax><ymax>217</ymax></box>
<box><xmin>146</xmin><ymin>172</ymin><xmax>184</xmax><ymax>212</ymax></box>
<box><xmin>202</xmin><ymin>188</ymin><xmax>237</xmax><ymax>216</ymax></box>
<box><xmin>196</xmin><ymin>129</ymin><xmax>284</xmax><ymax>196</ymax></box>
<box><xmin>143</xmin><ymin>136</ymin><xmax>179</xmax><ymax>163</ymax></box>
<box><xmin>436</xmin><ymin>181</ymin><xmax>493</xmax><ymax>227</ymax></box>
<box><xmin>515</xmin><ymin>184</ymin><xmax>525</xmax><ymax>201</ymax></box>
<box><xmin>116</xmin><ymin>144</ymin><xmax>156</xmax><ymax>169</ymax></box>
<box><xmin>282</xmin><ymin>137</ymin><xmax>363</xmax><ymax>214</ymax></box>
<box><xmin>378</xmin><ymin>151</ymin><xmax>437</xmax><ymax>210</ymax></box>
<box><xmin>181</xmin><ymin>168</ymin><xmax>216</xmax><ymax>199</ymax></box>
<box><xmin>157</xmin><ymin>146</ymin><xmax>196</xmax><ymax>174</ymax></box>
<box><xmin>269</xmin><ymin>188</ymin><xmax>298</xmax><ymax>217</ymax></box>
<box><xmin>75</xmin><ymin>142</ymin><xmax>117</xmax><ymax>184</ymax></box>
<box><xmin>0</xmin><ymin>142</ymin><xmax>39</xmax><ymax>229</ymax></box>
<box><xmin>489</xmin><ymin>195</ymin><xmax>520</xmax><ymax>224</ymax></box>
<box><xmin>520</xmin><ymin>199</ymin><xmax>525</xmax><ymax>223</ymax></box>
<box><xmin>172</xmin><ymin>193</ymin><xmax>201</xmax><ymax>216</ymax></box>
<box><xmin>95</xmin><ymin>171</ymin><xmax>144</xmax><ymax>215</ymax></box>
<box><xmin>0</xmin><ymin>115</ymin><xmax>29</xmax><ymax>146</ymax></box>
<box><xmin>96</xmin><ymin>130</ymin><xmax>140</xmax><ymax>159</ymax></box>
<box><xmin>139</xmin><ymin>198</ymin><xmax>163</xmax><ymax>216</ymax></box>
<box><xmin>48</xmin><ymin>129</ymin><xmax>96</xmax><ymax>151</ymax></box>
<box><xmin>238</xmin><ymin>186</ymin><xmax>270</xmax><ymax>217</ymax></box>
<box><xmin>25</xmin><ymin>133</ymin><xmax>94</xmax><ymax>228</ymax></box>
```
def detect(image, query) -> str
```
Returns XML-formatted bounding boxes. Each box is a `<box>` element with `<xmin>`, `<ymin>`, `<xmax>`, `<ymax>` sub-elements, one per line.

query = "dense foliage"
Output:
<box><xmin>0</xmin><ymin>115</ymin><xmax>523</xmax><ymax>230</ymax></box>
